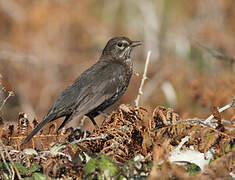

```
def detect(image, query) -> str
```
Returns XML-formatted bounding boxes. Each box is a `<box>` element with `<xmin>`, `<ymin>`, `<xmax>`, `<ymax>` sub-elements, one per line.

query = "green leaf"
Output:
<box><xmin>225</xmin><ymin>144</ymin><xmax>231</xmax><ymax>153</ymax></box>
<box><xmin>0</xmin><ymin>162</ymin><xmax>5</xmax><ymax>168</ymax></box>
<box><xmin>84</xmin><ymin>154</ymin><xmax>119</xmax><ymax>179</ymax></box>
<box><xmin>30</xmin><ymin>164</ymin><xmax>42</xmax><ymax>173</ymax></box>
<box><xmin>186</xmin><ymin>163</ymin><xmax>201</xmax><ymax>175</ymax></box>
<box><xmin>232</xmin><ymin>145</ymin><xmax>235</xmax><ymax>152</ymax></box>
<box><xmin>13</xmin><ymin>162</ymin><xmax>28</xmax><ymax>175</ymax></box>
<box><xmin>206</xmin><ymin>132</ymin><xmax>211</xmax><ymax>140</ymax></box>
<box><xmin>208</xmin><ymin>159</ymin><xmax>214</xmax><ymax>165</ymax></box>
<box><xmin>32</xmin><ymin>172</ymin><xmax>47</xmax><ymax>180</ymax></box>
<box><xmin>99</xmin><ymin>155</ymin><xmax>119</xmax><ymax>176</ymax></box>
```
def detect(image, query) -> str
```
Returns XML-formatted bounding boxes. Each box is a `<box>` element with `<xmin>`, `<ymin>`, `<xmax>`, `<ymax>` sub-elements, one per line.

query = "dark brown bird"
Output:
<box><xmin>22</xmin><ymin>37</ymin><xmax>141</xmax><ymax>145</ymax></box>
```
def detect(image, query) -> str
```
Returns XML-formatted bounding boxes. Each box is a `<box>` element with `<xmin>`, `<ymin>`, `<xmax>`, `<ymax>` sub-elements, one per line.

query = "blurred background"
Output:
<box><xmin>0</xmin><ymin>0</ymin><xmax>234</xmax><ymax>129</ymax></box>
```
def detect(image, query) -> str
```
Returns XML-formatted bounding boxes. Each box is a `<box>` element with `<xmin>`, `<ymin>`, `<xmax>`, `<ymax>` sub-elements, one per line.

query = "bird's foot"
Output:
<box><xmin>67</xmin><ymin>128</ymin><xmax>91</xmax><ymax>142</ymax></box>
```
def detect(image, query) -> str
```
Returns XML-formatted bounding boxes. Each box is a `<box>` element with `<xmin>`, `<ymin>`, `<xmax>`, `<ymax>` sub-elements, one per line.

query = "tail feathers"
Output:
<box><xmin>21</xmin><ymin>115</ymin><xmax>54</xmax><ymax>146</ymax></box>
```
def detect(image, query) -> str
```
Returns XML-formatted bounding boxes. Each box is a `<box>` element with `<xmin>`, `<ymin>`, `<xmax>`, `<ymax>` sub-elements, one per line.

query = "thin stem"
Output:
<box><xmin>0</xmin><ymin>90</ymin><xmax>14</xmax><ymax>112</ymax></box>
<box><xmin>204</xmin><ymin>99</ymin><xmax>235</xmax><ymax>126</ymax></box>
<box><xmin>135</xmin><ymin>51</ymin><xmax>151</xmax><ymax>106</ymax></box>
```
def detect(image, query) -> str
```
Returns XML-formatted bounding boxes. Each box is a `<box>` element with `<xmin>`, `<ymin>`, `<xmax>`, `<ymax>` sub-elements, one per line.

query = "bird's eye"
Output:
<box><xmin>117</xmin><ymin>42</ymin><xmax>123</xmax><ymax>48</ymax></box>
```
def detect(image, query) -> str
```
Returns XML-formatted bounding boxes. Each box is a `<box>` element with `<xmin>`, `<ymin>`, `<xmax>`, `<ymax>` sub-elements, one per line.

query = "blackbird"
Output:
<box><xmin>22</xmin><ymin>36</ymin><xmax>142</xmax><ymax>145</ymax></box>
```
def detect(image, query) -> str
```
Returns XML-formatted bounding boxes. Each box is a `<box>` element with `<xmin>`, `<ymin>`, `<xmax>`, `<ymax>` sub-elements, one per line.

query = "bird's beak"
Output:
<box><xmin>130</xmin><ymin>40</ymin><xmax>142</xmax><ymax>47</ymax></box>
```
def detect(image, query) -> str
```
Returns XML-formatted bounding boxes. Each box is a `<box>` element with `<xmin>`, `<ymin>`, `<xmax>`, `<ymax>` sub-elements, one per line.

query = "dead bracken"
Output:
<box><xmin>0</xmin><ymin>104</ymin><xmax>234</xmax><ymax>179</ymax></box>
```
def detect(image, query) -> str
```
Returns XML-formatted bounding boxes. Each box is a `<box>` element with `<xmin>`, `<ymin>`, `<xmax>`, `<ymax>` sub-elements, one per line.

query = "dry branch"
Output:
<box><xmin>135</xmin><ymin>51</ymin><xmax>151</xmax><ymax>106</ymax></box>
<box><xmin>0</xmin><ymin>90</ymin><xmax>14</xmax><ymax>112</ymax></box>
<box><xmin>204</xmin><ymin>99</ymin><xmax>235</xmax><ymax>126</ymax></box>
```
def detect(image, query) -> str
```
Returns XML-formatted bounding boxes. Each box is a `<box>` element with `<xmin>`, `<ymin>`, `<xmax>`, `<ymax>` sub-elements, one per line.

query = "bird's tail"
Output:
<box><xmin>21</xmin><ymin>115</ymin><xmax>54</xmax><ymax>146</ymax></box>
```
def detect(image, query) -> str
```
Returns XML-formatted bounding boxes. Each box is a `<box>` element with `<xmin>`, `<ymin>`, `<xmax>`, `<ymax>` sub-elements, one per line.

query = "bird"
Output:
<box><xmin>22</xmin><ymin>36</ymin><xmax>142</xmax><ymax>145</ymax></box>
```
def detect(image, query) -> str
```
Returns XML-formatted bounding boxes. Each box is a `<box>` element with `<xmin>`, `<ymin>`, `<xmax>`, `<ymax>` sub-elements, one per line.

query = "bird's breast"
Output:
<box><xmin>123</xmin><ymin>58</ymin><xmax>133</xmax><ymax>76</ymax></box>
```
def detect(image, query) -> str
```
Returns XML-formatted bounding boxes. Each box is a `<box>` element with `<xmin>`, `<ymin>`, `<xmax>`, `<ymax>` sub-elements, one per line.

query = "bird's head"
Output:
<box><xmin>101</xmin><ymin>37</ymin><xmax>142</xmax><ymax>61</ymax></box>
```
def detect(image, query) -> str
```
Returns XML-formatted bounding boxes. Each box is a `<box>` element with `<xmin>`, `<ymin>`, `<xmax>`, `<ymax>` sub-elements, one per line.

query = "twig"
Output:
<box><xmin>135</xmin><ymin>51</ymin><xmax>151</xmax><ymax>106</ymax></box>
<box><xmin>184</xmin><ymin>118</ymin><xmax>233</xmax><ymax>138</ymax></box>
<box><xmin>0</xmin><ymin>144</ymin><xmax>13</xmax><ymax>179</ymax></box>
<box><xmin>174</xmin><ymin>135</ymin><xmax>190</xmax><ymax>152</ymax></box>
<box><xmin>0</xmin><ymin>90</ymin><xmax>14</xmax><ymax>112</ymax></box>
<box><xmin>195</xmin><ymin>40</ymin><xmax>235</xmax><ymax>63</ymax></box>
<box><xmin>204</xmin><ymin>99</ymin><xmax>235</xmax><ymax>126</ymax></box>
<box><xmin>0</xmin><ymin>139</ymin><xmax>22</xmax><ymax>180</ymax></box>
<box><xmin>71</xmin><ymin>134</ymin><xmax>108</xmax><ymax>144</ymax></box>
<box><xmin>184</xmin><ymin>117</ymin><xmax>213</xmax><ymax>127</ymax></box>
<box><xmin>180</xmin><ymin>99</ymin><xmax>235</xmax><ymax>152</ymax></box>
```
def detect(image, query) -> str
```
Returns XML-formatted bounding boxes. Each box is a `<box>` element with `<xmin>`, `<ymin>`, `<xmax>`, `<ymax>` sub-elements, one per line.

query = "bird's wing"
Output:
<box><xmin>72</xmin><ymin>61</ymin><xmax>127</xmax><ymax>116</ymax></box>
<box><xmin>45</xmin><ymin>61</ymin><xmax>126</xmax><ymax>120</ymax></box>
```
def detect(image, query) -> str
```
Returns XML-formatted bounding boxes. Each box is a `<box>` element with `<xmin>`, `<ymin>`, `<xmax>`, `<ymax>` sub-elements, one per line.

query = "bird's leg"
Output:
<box><xmin>56</xmin><ymin>114</ymin><xmax>72</xmax><ymax>133</ymax></box>
<box><xmin>89</xmin><ymin>117</ymin><xmax>99</xmax><ymax>129</ymax></box>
